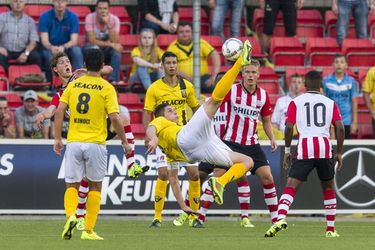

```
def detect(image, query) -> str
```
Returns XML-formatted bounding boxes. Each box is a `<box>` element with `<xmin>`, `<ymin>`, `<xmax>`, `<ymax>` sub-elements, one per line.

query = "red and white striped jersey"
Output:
<box><xmin>285</xmin><ymin>91</ymin><xmax>342</xmax><ymax>159</ymax></box>
<box><xmin>212</xmin><ymin>101</ymin><xmax>228</xmax><ymax>139</ymax></box>
<box><xmin>223</xmin><ymin>83</ymin><xmax>272</xmax><ymax>145</ymax></box>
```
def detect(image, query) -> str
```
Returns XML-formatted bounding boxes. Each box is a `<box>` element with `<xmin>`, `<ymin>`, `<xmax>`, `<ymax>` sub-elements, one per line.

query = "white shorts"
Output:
<box><xmin>64</xmin><ymin>142</ymin><xmax>107</xmax><ymax>183</ymax></box>
<box><xmin>155</xmin><ymin>146</ymin><xmax>196</xmax><ymax>170</ymax></box>
<box><xmin>177</xmin><ymin>106</ymin><xmax>233</xmax><ymax>167</ymax></box>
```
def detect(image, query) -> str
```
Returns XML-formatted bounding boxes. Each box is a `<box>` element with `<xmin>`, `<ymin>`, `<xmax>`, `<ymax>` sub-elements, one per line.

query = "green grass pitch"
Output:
<box><xmin>0</xmin><ymin>218</ymin><xmax>374</xmax><ymax>250</ymax></box>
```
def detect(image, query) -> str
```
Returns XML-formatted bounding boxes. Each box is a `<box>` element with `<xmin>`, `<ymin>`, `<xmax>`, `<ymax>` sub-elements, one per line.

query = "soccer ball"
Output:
<box><xmin>222</xmin><ymin>38</ymin><xmax>243</xmax><ymax>61</ymax></box>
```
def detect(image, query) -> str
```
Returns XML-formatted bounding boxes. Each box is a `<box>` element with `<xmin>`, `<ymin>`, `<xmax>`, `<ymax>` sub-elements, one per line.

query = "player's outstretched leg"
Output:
<box><xmin>237</xmin><ymin>179</ymin><xmax>254</xmax><ymax>228</ymax></box>
<box><xmin>81</xmin><ymin>191</ymin><xmax>104</xmax><ymax>240</ymax></box>
<box><xmin>62</xmin><ymin>187</ymin><xmax>79</xmax><ymax>240</ymax></box>
<box><xmin>323</xmin><ymin>189</ymin><xmax>339</xmax><ymax>238</ymax></box>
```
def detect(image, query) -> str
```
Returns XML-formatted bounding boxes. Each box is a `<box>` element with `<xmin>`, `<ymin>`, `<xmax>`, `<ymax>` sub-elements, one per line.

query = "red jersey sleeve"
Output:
<box><xmin>50</xmin><ymin>90</ymin><xmax>63</xmax><ymax>107</ymax></box>
<box><xmin>260</xmin><ymin>92</ymin><xmax>272</xmax><ymax>116</ymax></box>
<box><xmin>331</xmin><ymin>102</ymin><xmax>342</xmax><ymax>124</ymax></box>
<box><xmin>285</xmin><ymin>101</ymin><xmax>297</xmax><ymax>124</ymax></box>
<box><xmin>223</xmin><ymin>89</ymin><xmax>231</xmax><ymax>103</ymax></box>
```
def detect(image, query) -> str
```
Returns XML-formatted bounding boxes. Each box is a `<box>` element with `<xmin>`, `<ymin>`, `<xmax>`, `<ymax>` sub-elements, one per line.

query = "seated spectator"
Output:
<box><xmin>85</xmin><ymin>0</ymin><xmax>123</xmax><ymax>83</ymax></box>
<box><xmin>129</xmin><ymin>29</ymin><xmax>164</xmax><ymax>90</ymax></box>
<box><xmin>15</xmin><ymin>90</ymin><xmax>50</xmax><ymax>139</ymax></box>
<box><xmin>139</xmin><ymin>0</ymin><xmax>179</xmax><ymax>35</ymax></box>
<box><xmin>39</xmin><ymin>0</ymin><xmax>83</xmax><ymax>83</ymax></box>
<box><xmin>362</xmin><ymin>66</ymin><xmax>375</xmax><ymax>138</ymax></box>
<box><xmin>272</xmin><ymin>73</ymin><xmax>304</xmax><ymax>133</ymax></box>
<box><xmin>0</xmin><ymin>0</ymin><xmax>41</xmax><ymax>73</ymax></box>
<box><xmin>209</xmin><ymin>0</ymin><xmax>245</xmax><ymax>39</ymax></box>
<box><xmin>322</xmin><ymin>54</ymin><xmax>359</xmax><ymax>139</ymax></box>
<box><xmin>167</xmin><ymin>22</ymin><xmax>221</xmax><ymax>93</ymax></box>
<box><xmin>0</xmin><ymin>96</ymin><xmax>16</xmax><ymax>138</ymax></box>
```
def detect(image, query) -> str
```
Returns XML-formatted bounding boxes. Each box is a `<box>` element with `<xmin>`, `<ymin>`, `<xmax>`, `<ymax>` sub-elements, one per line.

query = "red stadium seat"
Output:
<box><xmin>321</xmin><ymin>66</ymin><xmax>357</xmax><ymax>79</ymax></box>
<box><xmin>157</xmin><ymin>34</ymin><xmax>177</xmax><ymax>50</ymax></box>
<box><xmin>258</xmin><ymin>67</ymin><xmax>279</xmax><ymax>94</ymax></box>
<box><xmin>305</xmin><ymin>38</ymin><xmax>340</xmax><ymax>66</ymax></box>
<box><xmin>369</xmin><ymin>12</ymin><xmax>375</xmax><ymax>38</ymax></box>
<box><xmin>355</xmin><ymin>96</ymin><xmax>368</xmax><ymax>112</ymax></box>
<box><xmin>342</xmin><ymin>39</ymin><xmax>375</xmax><ymax>67</ymax></box>
<box><xmin>0</xmin><ymin>66</ymin><xmax>8</xmax><ymax>91</ymax></box>
<box><xmin>119</xmin><ymin>35</ymin><xmax>139</xmax><ymax>70</ymax></box>
<box><xmin>131</xmin><ymin>123</ymin><xmax>145</xmax><ymax>139</ymax></box>
<box><xmin>202</xmin><ymin>35</ymin><xmax>222</xmax><ymax>51</ymax></box>
<box><xmin>67</xmin><ymin>6</ymin><xmax>91</xmax><ymax>23</ymax></box>
<box><xmin>129</xmin><ymin>110</ymin><xmax>143</xmax><ymax>123</ymax></box>
<box><xmin>8</xmin><ymin>65</ymin><xmax>50</xmax><ymax>90</ymax></box>
<box><xmin>0</xmin><ymin>6</ymin><xmax>9</xmax><ymax>13</ymax></box>
<box><xmin>358</xmin><ymin>68</ymin><xmax>370</xmax><ymax>88</ymax></box>
<box><xmin>178</xmin><ymin>7</ymin><xmax>210</xmax><ymax>35</ymax></box>
<box><xmin>268</xmin><ymin>94</ymin><xmax>279</xmax><ymax>108</ymax></box>
<box><xmin>235</xmin><ymin>36</ymin><xmax>265</xmax><ymax>58</ymax></box>
<box><xmin>24</xmin><ymin>4</ymin><xmax>52</xmax><ymax>22</ymax></box>
<box><xmin>0</xmin><ymin>92</ymin><xmax>22</xmax><ymax>109</ymax></box>
<box><xmin>109</xmin><ymin>6</ymin><xmax>132</xmax><ymax>34</ymax></box>
<box><xmin>118</xmin><ymin>93</ymin><xmax>143</xmax><ymax>110</ymax></box>
<box><xmin>270</xmin><ymin>37</ymin><xmax>305</xmax><ymax>66</ymax></box>
<box><xmin>325</xmin><ymin>11</ymin><xmax>356</xmax><ymax>38</ymax></box>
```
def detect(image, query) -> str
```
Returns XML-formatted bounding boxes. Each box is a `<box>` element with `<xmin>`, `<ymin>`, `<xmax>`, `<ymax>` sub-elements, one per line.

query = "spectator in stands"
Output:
<box><xmin>362</xmin><ymin>66</ymin><xmax>375</xmax><ymax>139</ymax></box>
<box><xmin>129</xmin><ymin>28</ymin><xmax>164</xmax><ymax>90</ymax></box>
<box><xmin>208</xmin><ymin>0</ymin><xmax>245</xmax><ymax>39</ymax></box>
<box><xmin>0</xmin><ymin>0</ymin><xmax>41</xmax><ymax>73</ymax></box>
<box><xmin>39</xmin><ymin>0</ymin><xmax>83</xmax><ymax>83</ymax></box>
<box><xmin>272</xmin><ymin>73</ymin><xmax>304</xmax><ymax>133</ymax></box>
<box><xmin>167</xmin><ymin>22</ymin><xmax>221</xmax><ymax>93</ymax></box>
<box><xmin>15</xmin><ymin>90</ymin><xmax>50</xmax><ymax>139</ymax></box>
<box><xmin>322</xmin><ymin>54</ymin><xmax>358</xmax><ymax>139</ymax></box>
<box><xmin>139</xmin><ymin>0</ymin><xmax>179</xmax><ymax>35</ymax></box>
<box><xmin>259</xmin><ymin>0</ymin><xmax>304</xmax><ymax>54</ymax></box>
<box><xmin>0</xmin><ymin>96</ymin><xmax>16</xmax><ymax>138</ymax></box>
<box><xmin>85</xmin><ymin>0</ymin><xmax>123</xmax><ymax>83</ymax></box>
<box><xmin>332</xmin><ymin>0</ymin><xmax>373</xmax><ymax>47</ymax></box>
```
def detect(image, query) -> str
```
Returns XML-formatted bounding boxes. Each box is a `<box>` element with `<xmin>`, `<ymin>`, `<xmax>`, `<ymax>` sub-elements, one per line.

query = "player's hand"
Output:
<box><xmin>334</xmin><ymin>153</ymin><xmax>343</xmax><ymax>171</ymax></box>
<box><xmin>182</xmin><ymin>205</ymin><xmax>199</xmax><ymax>216</ymax></box>
<box><xmin>122</xmin><ymin>142</ymin><xmax>132</xmax><ymax>158</ymax></box>
<box><xmin>73</xmin><ymin>68</ymin><xmax>87</xmax><ymax>78</ymax></box>
<box><xmin>350</xmin><ymin>123</ymin><xmax>358</xmax><ymax>135</ymax></box>
<box><xmin>53</xmin><ymin>139</ymin><xmax>64</xmax><ymax>156</ymax></box>
<box><xmin>35</xmin><ymin>113</ymin><xmax>45</xmax><ymax>129</ymax></box>
<box><xmin>282</xmin><ymin>152</ymin><xmax>292</xmax><ymax>170</ymax></box>
<box><xmin>146</xmin><ymin>137</ymin><xmax>158</xmax><ymax>154</ymax></box>
<box><xmin>270</xmin><ymin>139</ymin><xmax>278</xmax><ymax>152</ymax></box>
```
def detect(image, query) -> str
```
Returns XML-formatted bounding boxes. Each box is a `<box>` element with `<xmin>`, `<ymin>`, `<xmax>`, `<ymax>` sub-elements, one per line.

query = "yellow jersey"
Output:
<box><xmin>129</xmin><ymin>46</ymin><xmax>164</xmax><ymax>76</ymax></box>
<box><xmin>362</xmin><ymin>66</ymin><xmax>375</xmax><ymax>110</ymax></box>
<box><xmin>149</xmin><ymin>117</ymin><xmax>188</xmax><ymax>163</ymax></box>
<box><xmin>167</xmin><ymin>39</ymin><xmax>214</xmax><ymax>77</ymax></box>
<box><xmin>144</xmin><ymin>78</ymin><xmax>199</xmax><ymax>125</ymax></box>
<box><xmin>60</xmin><ymin>75</ymin><xmax>119</xmax><ymax>144</ymax></box>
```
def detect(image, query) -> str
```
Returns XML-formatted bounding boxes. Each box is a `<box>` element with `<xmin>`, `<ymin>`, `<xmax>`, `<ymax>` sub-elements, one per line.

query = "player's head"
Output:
<box><xmin>177</xmin><ymin>22</ymin><xmax>193</xmax><ymax>45</ymax></box>
<box><xmin>241</xmin><ymin>59</ymin><xmax>260</xmax><ymax>87</ymax></box>
<box><xmin>96</xmin><ymin>0</ymin><xmax>110</xmax><ymax>18</ymax></box>
<box><xmin>154</xmin><ymin>103</ymin><xmax>179</xmax><ymax>123</ymax></box>
<box><xmin>84</xmin><ymin>48</ymin><xmax>104</xmax><ymax>72</ymax></box>
<box><xmin>304</xmin><ymin>70</ymin><xmax>322</xmax><ymax>91</ymax></box>
<box><xmin>51</xmin><ymin>52</ymin><xmax>72</xmax><ymax>78</ymax></box>
<box><xmin>289</xmin><ymin>73</ymin><xmax>304</xmax><ymax>96</ymax></box>
<box><xmin>333</xmin><ymin>54</ymin><xmax>347</xmax><ymax>75</ymax></box>
<box><xmin>162</xmin><ymin>51</ymin><xmax>178</xmax><ymax>76</ymax></box>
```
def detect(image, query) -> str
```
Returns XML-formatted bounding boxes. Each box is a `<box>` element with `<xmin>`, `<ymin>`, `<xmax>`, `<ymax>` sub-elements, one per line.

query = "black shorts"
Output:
<box><xmin>106</xmin><ymin>118</ymin><xmax>117</xmax><ymax>140</ymax></box>
<box><xmin>288</xmin><ymin>158</ymin><xmax>335</xmax><ymax>182</ymax></box>
<box><xmin>263</xmin><ymin>0</ymin><xmax>296</xmax><ymax>36</ymax></box>
<box><xmin>199</xmin><ymin>162</ymin><xmax>217</xmax><ymax>175</ymax></box>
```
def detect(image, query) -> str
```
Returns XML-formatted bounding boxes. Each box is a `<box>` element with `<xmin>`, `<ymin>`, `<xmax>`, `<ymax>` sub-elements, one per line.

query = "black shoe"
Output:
<box><xmin>149</xmin><ymin>219</ymin><xmax>162</xmax><ymax>228</ymax></box>
<box><xmin>191</xmin><ymin>219</ymin><xmax>204</xmax><ymax>228</ymax></box>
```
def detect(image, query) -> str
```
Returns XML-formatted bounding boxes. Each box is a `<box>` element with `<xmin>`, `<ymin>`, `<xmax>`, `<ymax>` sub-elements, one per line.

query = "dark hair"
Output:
<box><xmin>304</xmin><ymin>70</ymin><xmax>322</xmax><ymax>89</ymax></box>
<box><xmin>290</xmin><ymin>73</ymin><xmax>302</xmax><ymax>80</ymax></box>
<box><xmin>96</xmin><ymin>0</ymin><xmax>111</xmax><ymax>7</ymax></box>
<box><xmin>161</xmin><ymin>51</ymin><xmax>178</xmax><ymax>64</ymax></box>
<box><xmin>0</xmin><ymin>96</ymin><xmax>7</xmax><ymax>101</ymax></box>
<box><xmin>50</xmin><ymin>52</ymin><xmax>69</xmax><ymax>75</ymax></box>
<box><xmin>334</xmin><ymin>53</ymin><xmax>346</xmax><ymax>61</ymax></box>
<box><xmin>154</xmin><ymin>103</ymin><xmax>170</xmax><ymax>118</ymax></box>
<box><xmin>177</xmin><ymin>21</ymin><xmax>192</xmax><ymax>30</ymax></box>
<box><xmin>84</xmin><ymin>48</ymin><xmax>104</xmax><ymax>72</ymax></box>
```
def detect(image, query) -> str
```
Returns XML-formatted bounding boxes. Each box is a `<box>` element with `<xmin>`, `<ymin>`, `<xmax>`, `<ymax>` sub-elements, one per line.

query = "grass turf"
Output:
<box><xmin>0</xmin><ymin>219</ymin><xmax>374</xmax><ymax>250</ymax></box>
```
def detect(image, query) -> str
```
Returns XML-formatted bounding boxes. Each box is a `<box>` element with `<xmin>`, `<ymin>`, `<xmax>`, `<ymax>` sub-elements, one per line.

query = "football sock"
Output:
<box><xmin>85</xmin><ymin>191</ymin><xmax>101</xmax><ymax>232</ymax></box>
<box><xmin>263</xmin><ymin>183</ymin><xmax>278</xmax><ymax>223</ymax></box>
<box><xmin>237</xmin><ymin>179</ymin><xmax>250</xmax><ymax>219</ymax></box>
<box><xmin>198</xmin><ymin>181</ymin><xmax>214</xmax><ymax>222</ymax></box>
<box><xmin>184</xmin><ymin>194</ymin><xmax>190</xmax><ymax>207</ymax></box>
<box><xmin>124</xmin><ymin>125</ymin><xmax>135</xmax><ymax>169</ymax></box>
<box><xmin>76</xmin><ymin>179</ymin><xmax>89</xmax><ymax>219</ymax></box>
<box><xmin>323</xmin><ymin>189</ymin><xmax>336</xmax><ymax>232</ymax></box>
<box><xmin>188</xmin><ymin>179</ymin><xmax>201</xmax><ymax>212</ymax></box>
<box><xmin>277</xmin><ymin>187</ymin><xmax>296</xmax><ymax>221</ymax></box>
<box><xmin>64</xmin><ymin>187</ymin><xmax>78</xmax><ymax>218</ymax></box>
<box><xmin>154</xmin><ymin>178</ymin><xmax>168</xmax><ymax>221</ymax></box>
<box><xmin>212</xmin><ymin>57</ymin><xmax>242</xmax><ymax>101</ymax></box>
<box><xmin>218</xmin><ymin>163</ymin><xmax>247</xmax><ymax>187</ymax></box>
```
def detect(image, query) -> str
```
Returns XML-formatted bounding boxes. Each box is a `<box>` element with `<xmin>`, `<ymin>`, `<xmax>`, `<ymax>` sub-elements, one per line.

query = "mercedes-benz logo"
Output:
<box><xmin>334</xmin><ymin>147</ymin><xmax>375</xmax><ymax>207</ymax></box>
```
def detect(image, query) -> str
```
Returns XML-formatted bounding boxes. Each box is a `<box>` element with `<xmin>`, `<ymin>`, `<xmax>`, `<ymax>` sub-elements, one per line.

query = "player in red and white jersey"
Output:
<box><xmin>265</xmin><ymin>70</ymin><xmax>344</xmax><ymax>238</ymax></box>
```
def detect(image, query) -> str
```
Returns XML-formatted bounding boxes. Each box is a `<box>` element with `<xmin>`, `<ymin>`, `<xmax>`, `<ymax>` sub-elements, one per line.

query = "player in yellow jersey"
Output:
<box><xmin>146</xmin><ymin>40</ymin><xmax>255</xmax><ymax>207</ymax></box>
<box><xmin>54</xmin><ymin>49</ymin><xmax>132</xmax><ymax>241</ymax></box>
<box><xmin>143</xmin><ymin>51</ymin><xmax>201</xmax><ymax>228</ymax></box>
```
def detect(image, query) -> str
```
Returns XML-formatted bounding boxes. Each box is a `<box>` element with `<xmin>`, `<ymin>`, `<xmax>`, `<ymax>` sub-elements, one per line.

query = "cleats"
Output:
<box><xmin>173</xmin><ymin>212</ymin><xmax>188</xmax><ymax>227</ymax></box>
<box><xmin>326</xmin><ymin>230</ymin><xmax>340</xmax><ymax>238</ymax></box>
<box><xmin>241</xmin><ymin>40</ymin><xmax>253</xmax><ymax>66</ymax></box>
<box><xmin>208</xmin><ymin>177</ymin><xmax>224</xmax><ymax>205</ymax></box>
<box><xmin>149</xmin><ymin>219</ymin><xmax>162</xmax><ymax>228</ymax></box>
<box><xmin>128</xmin><ymin>163</ymin><xmax>150</xmax><ymax>179</ymax></box>
<box><xmin>61</xmin><ymin>215</ymin><xmax>77</xmax><ymax>240</ymax></box>
<box><xmin>240</xmin><ymin>217</ymin><xmax>255</xmax><ymax>228</ymax></box>
<box><xmin>81</xmin><ymin>231</ymin><xmax>104</xmax><ymax>240</ymax></box>
<box><xmin>190</xmin><ymin>218</ymin><xmax>204</xmax><ymax>228</ymax></box>
<box><xmin>76</xmin><ymin>217</ymin><xmax>85</xmax><ymax>231</ymax></box>
<box><xmin>264</xmin><ymin>219</ymin><xmax>288</xmax><ymax>237</ymax></box>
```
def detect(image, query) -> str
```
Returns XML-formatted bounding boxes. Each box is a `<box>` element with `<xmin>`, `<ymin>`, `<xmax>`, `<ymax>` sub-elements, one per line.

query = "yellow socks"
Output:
<box><xmin>218</xmin><ymin>163</ymin><xmax>247</xmax><ymax>187</ymax></box>
<box><xmin>212</xmin><ymin>57</ymin><xmax>242</xmax><ymax>101</ymax></box>
<box><xmin>154</xmin><ymin>178</ymin><xmax>168</xmax><ymax>221</ymax></box>
<box><xmin>64</xmin><ymin>187</ymin><xmax>78</xmax><ymax>218</ymax></box>
<box><xmin>188</xmin><ymin>179</ymin><xmax>201</xmax><ymax>212</ymax></box>
<box><xmin>85</xmin><ymin>191</ymin><xmax>101</xmax><ymax>232</ymax></box>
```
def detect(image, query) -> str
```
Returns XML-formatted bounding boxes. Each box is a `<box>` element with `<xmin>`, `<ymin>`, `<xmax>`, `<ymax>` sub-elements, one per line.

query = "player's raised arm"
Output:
<box><xmin>53</xmin><ymin>102</ymin><xmax>68</xmax><ymax>156</ymax></box>
<box><xmin>109</xmin><ymin>112</ymin><xmax>131</xmax><ymax>157</ymax></box>
<box><xmin>36</xmin><ymin>105</ymin><xmax>56</xmax><ymax>129</ymax></box>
